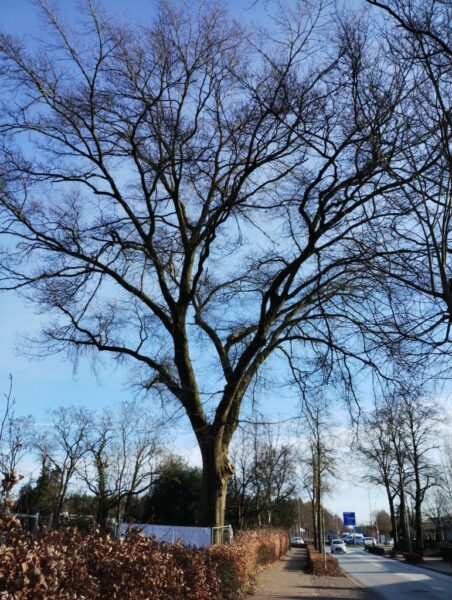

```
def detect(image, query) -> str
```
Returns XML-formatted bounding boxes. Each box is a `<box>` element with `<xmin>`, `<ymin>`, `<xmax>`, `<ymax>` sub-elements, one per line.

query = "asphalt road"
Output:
<box><xmin>334</xmin><ymin>546</ymin><xmax>451</xmax><ymax>600</ymax></box>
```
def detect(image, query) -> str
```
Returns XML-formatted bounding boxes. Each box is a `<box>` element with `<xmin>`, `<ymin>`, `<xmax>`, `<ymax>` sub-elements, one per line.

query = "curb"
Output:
<box><xmin>389</xmin><ymin>554</ymin><xmax>452</xmax><ymax>578</ymax></box>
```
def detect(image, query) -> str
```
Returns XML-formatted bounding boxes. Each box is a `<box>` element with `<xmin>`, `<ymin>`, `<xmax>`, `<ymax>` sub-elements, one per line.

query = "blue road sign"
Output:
<box><xmin>343</xmin><ymin>512</ymin><xmax>356</xmax><ymax>526</ymax></box>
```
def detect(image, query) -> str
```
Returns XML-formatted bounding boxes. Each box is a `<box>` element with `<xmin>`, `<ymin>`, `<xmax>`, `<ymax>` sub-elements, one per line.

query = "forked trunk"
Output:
<box><xmin>199</xmin><ymin>432</ymin><xmax>233</xmax><ymax>543</ymax></box>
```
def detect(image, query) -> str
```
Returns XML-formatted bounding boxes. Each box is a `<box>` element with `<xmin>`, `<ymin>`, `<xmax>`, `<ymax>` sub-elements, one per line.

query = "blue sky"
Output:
<box><xmin>0</xmin><ymin>0</ymin><xmax>276</xmax><ymax>37</ymax></box>
<box><xmin>0</xmin><ymin>0</ymin><xmax>427</xmax><ymax>522</ymax></box>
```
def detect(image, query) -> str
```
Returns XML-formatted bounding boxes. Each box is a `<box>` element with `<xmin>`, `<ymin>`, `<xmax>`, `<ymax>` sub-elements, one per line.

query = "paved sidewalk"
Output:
<box><xmin>253</xmin><ymin>548</ymin><xmax>377</xmax><ymax>600</ymax></box>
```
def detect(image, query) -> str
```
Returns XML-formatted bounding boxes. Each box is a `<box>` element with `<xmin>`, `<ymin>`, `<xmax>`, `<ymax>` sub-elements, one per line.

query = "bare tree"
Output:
<box><xmin>36</xmin><ymin>406</ymin><xmax>92</xmax><ymax>523</ymax></box>
<box><xmin>228</xmin><ymin>421</ymin><xmax>296</xmax><ymax>529</ymax></box>
<box><xmin>440</xmin><ymin>440</ymin><xmax>452</xmax><ymax>508</ymax></box>
<box><xmin>79</xmin><ymin>401</ymin><xmax>160</xmax><ymax>528</ymax></box>
<box><xmin>0</xmin><ymin>375</ymin><xmax>33</xmax><ymax>513</ymax></box>
<box><xmin>254</xmin><ymin>431</ymin><xmax>296</xmax><ymax>527</ymax></box>
<box><xmin>299</xmin><ymin>398</ymin><xmax>335</xmax><ymax>553</ymax></box>
<box><xmin>228</xmin><ymin>428</ymin><xmax>258</xmax><ymax>530</ymax></box>
<box><xmin>425</xmin><ymin>440</ymin><xmax>452</xmax><ymax>541</ymax></box>
<box><xmin>425</xmin><ymin>489</ymin><xmax>451</xmax><ymax>543</ymax></box>
<box><xmin>401</xmin><ymin>392</ymin><xmax>441</xmax><ymax>554</ymax></box>
<box><xmin>366</xmin><ymin>0</ymin><xmax>451</xmax><ymax>58</ymax></box>
<box><xmin>358</xmin><ymin>412</ymin><xmax>401</xmax><ymax>549</ymax></box>
<box><xmin>363</xmin><ymin>0</ymin><xmax>452</xmax><ymax>351</ymax></box>
<box><xmin>359</xmin><ymin>384</ymin><xmax>441</xmax><ymax>554</ymax></box>
<box><xmin>0</xmin><ymin>0</ymin><xmax>428</xmax><ymax>529</ymax></box>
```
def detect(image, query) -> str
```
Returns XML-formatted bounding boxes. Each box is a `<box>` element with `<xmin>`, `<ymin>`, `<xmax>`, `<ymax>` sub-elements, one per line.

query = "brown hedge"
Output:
<box><xmin>0</xmin><ymin>516</ymin><xmax>288</xmax><ymax>599</ymax></box>
<box><xmin>306</xmin><ymin>544</ymin><xmax>343</xmax><ymax>577</ymax></box>
<box><xmin>366</xmin><ymin>544</ymin><xmax>389</xmax><ymax>556</ymax></box>
<box><xmin>403</xmin><ymin>552</ymin><xmax>424</xmax><ymax>564</ymax></box>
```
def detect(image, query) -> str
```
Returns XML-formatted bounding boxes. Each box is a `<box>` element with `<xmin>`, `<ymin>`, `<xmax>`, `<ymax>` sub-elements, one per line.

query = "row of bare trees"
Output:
<box><xmin>0</xmin><ymin>384</ymin><xmax>161</xmax><ymax>528</ymax></box>
<box><xmin>358</xmin><ymin>386</ymin><xmax>442</xmax><ymax>554</ymax></box>
<box><xmin>228</xmin><ymin>423</ymin><xmax>297</xmax><ymax>529</ymax></box>
<box><xmin>298</xmin><ymin>399</ymin><xmax>335</xmax><ymax>553</ymax></box>
<box><xmin>0</xmin><ymin>0</ymin><xmax>451</xmax><ymax>528</ymax></box>
<box><xmin>424</xmin><ymin>440</ymin><xmax>452</xmax><ymax>543</ymax></box>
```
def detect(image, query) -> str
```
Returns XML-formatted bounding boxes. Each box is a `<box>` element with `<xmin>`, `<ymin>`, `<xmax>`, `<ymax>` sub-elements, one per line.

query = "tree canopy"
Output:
<box><xmin>0</xmin><ymin>0</ymin><xmax>451</xmax><ymax>527</ymax></box>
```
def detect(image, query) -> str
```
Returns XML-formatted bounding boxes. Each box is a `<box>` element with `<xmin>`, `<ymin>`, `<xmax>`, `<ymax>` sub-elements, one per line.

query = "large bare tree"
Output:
<box><xmin>363</xmin><ymin>0</ymin><xmax>452</xmax><ymax>352</ymax></box>
<box><xmin>0</xmin><ymin>0</ymin><xmax>428</xmax><ymax>528</ymax></box>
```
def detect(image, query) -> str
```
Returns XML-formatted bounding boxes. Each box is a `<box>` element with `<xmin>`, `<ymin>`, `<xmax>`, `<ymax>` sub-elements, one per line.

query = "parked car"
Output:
<box><xmin>346</xmin><ymin>533</ymin><xmax>365</xmax><ymax>544</ymax></box>
<box><xmin>363</xmin><ymin>537</ymin><xmax>376</xmax><ymax>546</ymax></box>
<box><xmin>331</xmin><ymin>539</ymin><xmax>347</xmax><ymax>553</ymax></box>
<box><xmin>386</xmin><ymin>538</ymin><xmax>394</xmax><ymax>546</ymax></box>
<box><xmin>290</xmin><ymin>536</ymin><xmax>304</xmax><ymax>546</ymax></box>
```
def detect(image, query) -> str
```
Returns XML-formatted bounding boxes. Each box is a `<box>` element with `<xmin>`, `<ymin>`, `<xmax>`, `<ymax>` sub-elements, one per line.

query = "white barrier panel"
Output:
<box><xmin>119</xmin><ymin>523</ymin><xmax>212</xmax><ymax>547</ymax></box>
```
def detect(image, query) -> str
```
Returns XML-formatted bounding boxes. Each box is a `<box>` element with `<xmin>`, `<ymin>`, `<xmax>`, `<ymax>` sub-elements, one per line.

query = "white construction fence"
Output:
<box><xmin>118</xmin><ymin>523</ymin><xmax>233</xmax><ymax>547</ymax></box>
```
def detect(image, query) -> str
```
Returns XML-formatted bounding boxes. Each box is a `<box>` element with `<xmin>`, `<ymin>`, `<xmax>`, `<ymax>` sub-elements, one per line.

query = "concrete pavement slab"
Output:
<box><xmin>253</xmin><ymin>547</ymin><xmax>378</xmax><ymax>600</ymax></box>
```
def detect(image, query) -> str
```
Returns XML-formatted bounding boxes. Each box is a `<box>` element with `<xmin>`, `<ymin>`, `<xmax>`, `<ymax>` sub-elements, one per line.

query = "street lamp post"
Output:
<box><xmin>357</xmin><ymin>483</ymin><xmax>377</xmax><ymax>540</ymax></box>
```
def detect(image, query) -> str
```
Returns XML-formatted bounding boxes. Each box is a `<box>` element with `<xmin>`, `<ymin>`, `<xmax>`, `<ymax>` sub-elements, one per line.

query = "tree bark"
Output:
<box><xmin>198</xmin><ymin>430</ymin><xmax>234</xmax><ymax>542</ymax></box>
<box><xmin>311</xmin><ymin>496</ymin><xmax>318</xmax><ymax>550</ymax></box>
<box><xmin>414</xmin><ymin>484</ymin><xmax>424</xmax><ymax>555</ymax></box>
<box><xmin>388</xmin><ymin>493</ymin><xmax>398</xmax><ymax>548</ymax></box>
<box><xmin>398</xmin><ymin>479</ymin><xmax>412</xmax><ymax>553</ymax></box>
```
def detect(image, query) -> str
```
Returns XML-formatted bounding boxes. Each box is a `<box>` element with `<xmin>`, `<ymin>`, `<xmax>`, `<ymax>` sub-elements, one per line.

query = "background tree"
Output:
<box><xmin>425</xmin><ymin>489</ymin><xmax>451</xmax><ymax>543</ymax></box>
<box><xmin>298</xmin><ymin>398</ymin><xmax>335</xmax><ymax>553</ymax></box>
<box><xmin>79</xmin><ymin>401</ymin><xmax>160</xmax><ymax>528</ymax></box>
<box><xmin>376</xmin><ymin>510</ymin><xmax>392</xmax><ymax>539</ymax></box>
<box><xmin>0</xmin><ymin>0</ymin><xmax>444</xmax><ymax>530</ymax></box>
<box><xmin>145</xmin><ymin>455</ymin><xmax>202</xmax><ymax>526</ymax></box>
<box><xmin>440</xmin><ymin>440</ymin><xmax>452</xmax><ymax>513</ymax></box>
<box><xmin>0</xmin><ymin>376</ymin><xmax>33</xmax><ymax>513</ymax></box>
<box><xmin>15</xmin><ymin>458</ymin><xmax>61</xmax><ymax>517</ymax></box>
<box><xmin>35</xmin><ymin>406</ymin><xmax>92</xmax><ymax>523</ymax></box>
<box><xmin>227</xmin><ymin>428</ymin><xmax>257</xmax><ymax>530</ymax></box>
<box><xmin>359</xmin><ymin>383</ymin><xmax>441</xmax><ymax>554</ymax></box>
<box><xmin>227</xmin><ymin>422</ymin><xmax>297</xmax><ymax>529</ymax></box>
<box><xmin>401</xmin><ymin>392</ymin><xmax>441</xmax><ymax>554</ymax></box>
<box><xmin>358</xmin><ymin>408</ymin><xmax>401</xmax><ymax>548</ymax></box>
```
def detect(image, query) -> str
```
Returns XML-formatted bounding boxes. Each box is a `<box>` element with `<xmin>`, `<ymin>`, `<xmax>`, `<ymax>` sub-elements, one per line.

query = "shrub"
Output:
<box><xmin>422</xmin><ymin>547</ymin><xmax>442</xmax><ymax>558</ymax></box>
<box><xmin>306</xmin><ymin>544</ymin><xmax>342</xmax><ymax>577</ymax></box>
<box><xmin>209</xmin><ymin>529</ymin><xmax>288</xmax><ymax>598</ymax></box>
<box><xmin>403</xmin><ymin>552</ymin><xmax>424</xmax><ymax>564</ymax></box>
<box><xmin>0</xmin><ymin>516</ymin><xmax>287</xmax><ymax>599</ymax></box>
<box><xmin>438</xmin><ymin>542</ymin><xmax>452</xmax><ymax>562</ymax></box>
<box><xmin>367</xmin><ymin>545</ymin><xmax>389</xmax><ymax>556</ymax></box>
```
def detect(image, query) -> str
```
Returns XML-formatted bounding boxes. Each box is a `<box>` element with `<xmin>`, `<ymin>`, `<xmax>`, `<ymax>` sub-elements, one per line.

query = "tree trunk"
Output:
<box><xmin>198</xmin><ymin>431</ymin><xmax>234</xmax><ymax>542</ymax></box>
<box><xmin>413</xmin><ymin>466</ymin><xmax>424</xmax><ymax>555</ymax></box>
<box><xmin>317</xmin><ymin>487</ymin><xmax>324</xmax><ymax>553</ymax></box>
<box><xmin>54</xmin><ymin>473</ymin><xmax>70</xmax><ymax>525</ymax></box>
<box><xmin>399</xmin><ymin>480</ymin><xmax>412</xmax><ymax>553</ymax></box>
<box><xmin>311</xmin><ymin>497</ymin><xmax>318</xmax><ymax>549</ymax></box>
<box><xmin>388</xmin><ymin>493</ymin><xmax>398</xmax><ymax>548</ymax></box>
<box><xmin>97</xmin><ymin>496</ymin><xmax>109</xmax><ymax>531</ymax></box>
<box><xmin>414</xmin><ymin>492</ymin><xmax>423</xmax><ymax>555</ymax></box>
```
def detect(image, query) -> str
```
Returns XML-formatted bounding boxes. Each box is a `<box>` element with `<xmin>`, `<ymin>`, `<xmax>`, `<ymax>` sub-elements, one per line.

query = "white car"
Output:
<box><xmin>363</xmin><ymin>537</ymin><xmax>376</xmax><ymax>546</ymax></box>
<box><xmin>290</xmin><ymin>536</ymin><xmax>304</xmax><ymax>546</ymax></box>
<box><xmin>347</xmin><ymin>533</ymin><xmax>364</xmax><ymax>544</ymax></box>
<box><xmin>331</xmin><ymin>538</ymin><xmax>347</xmax><ymax>553</ymax></box>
